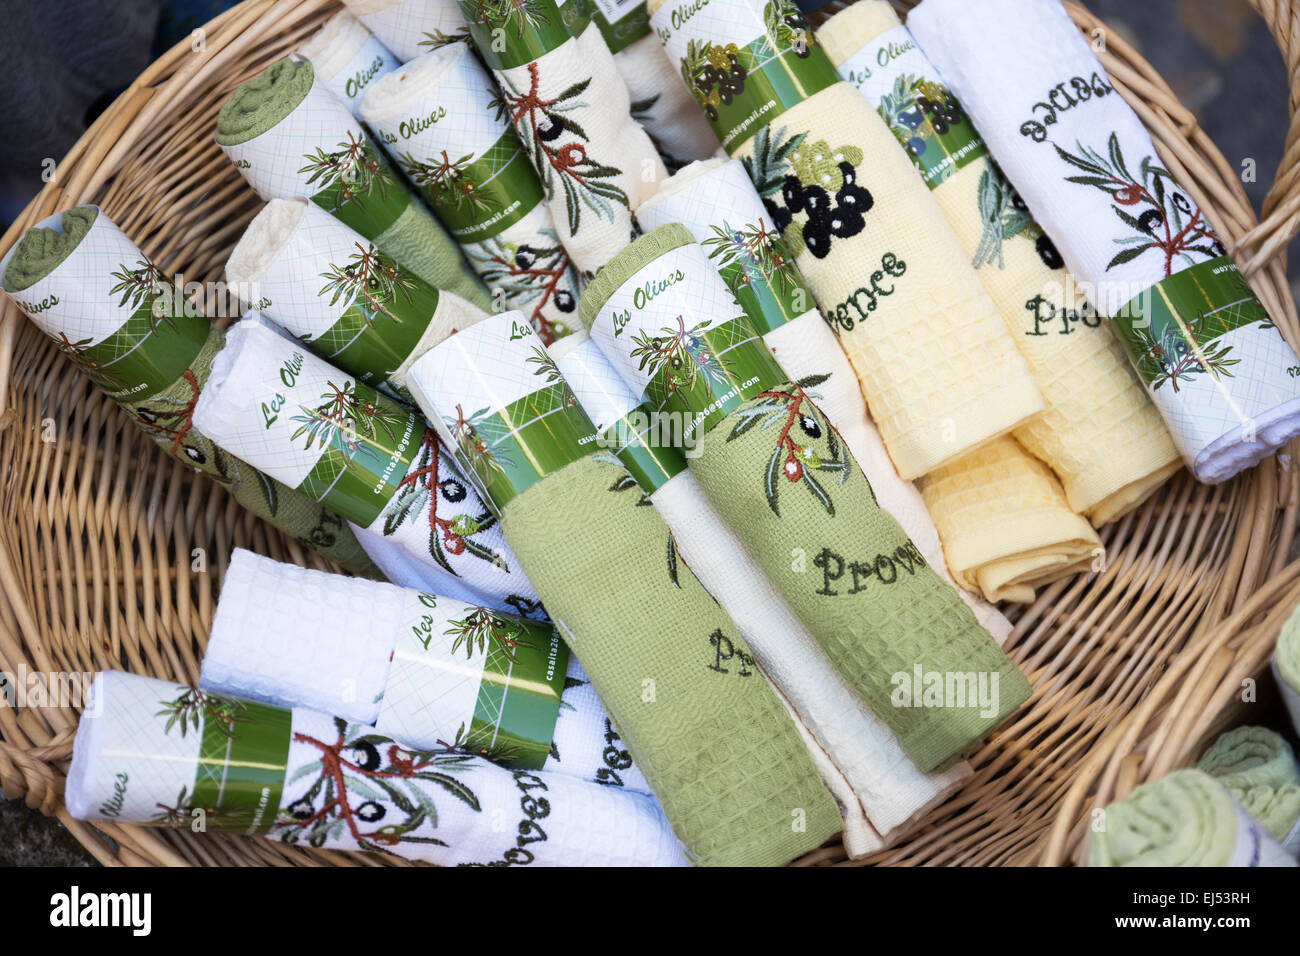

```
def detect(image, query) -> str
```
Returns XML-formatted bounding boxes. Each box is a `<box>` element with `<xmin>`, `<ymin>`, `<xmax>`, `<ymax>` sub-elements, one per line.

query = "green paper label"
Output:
<box><xmin>654</xmin><ymin>0</ymin><xmax>838</xmax><ymax>153</ymax></box>
<box><xmin>395</xmin><ymin>130</ymin><xmax>546</xmax><ymax>244</ymax></box>
<box><xmin>304</xmin><ymin>133</ymin><xmax>412</xmax><ymax>239</ymax></box>
<box><xmin>467</xmin><ymin>615</ymin><xmax>568</xmax><ymax>768</ymax></box>
<box><xmin>836</xmin><ymin>25</ymin><xmax>987</xmax><ymax>189</ymax></box>
<box><xmin>569</xmin><ymin>0</ymin><xmax>651</xmax><ymax>54</ymax></box>
<box><xmin>604</xmin><ymin>407</ymin><xmax>688</xmax><ymax>492</ymax></box>
<box><xmin>76</xmin><ymin>297</ymin><xmax>211</xmax><ymax>403</ymax></box>
<box><xmin>296</xmin><ymin>383</ymin><xmax>425</xmax><ymax>526</ymax></box>
<box><xmin>700</xmin><ymin>219</ymin><xmax>811</xmax><ymax>334</ymax></box>
<box><xmin>459</xmin><ymin>0</ymin><xmax>574</xmax><ymax>70</ymax></box>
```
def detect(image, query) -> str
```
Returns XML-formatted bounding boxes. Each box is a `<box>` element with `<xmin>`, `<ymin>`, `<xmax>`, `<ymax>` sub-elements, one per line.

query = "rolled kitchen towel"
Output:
<box><xmin>1278</xmin><ymin>605</ymin><xmax>1300</xmax><ymax>738</ymax></box>
<box><xmin>225</xmin><ymin>197</ymin><xmax>487</xmax><ymax>391</ymax></box>
<box><xmin>343</xmin><ymin>0</ymin><xmax>471</xmax><ymax>62</ymax></box>
<box><xmin>554</xmin><ymin>329</ymin><xmax>972</xmax><ymax>848</ymax></box>
<box><xmin>1197</xmin><ymin>726</ymin><xmax>1300</xmax><ymax>850</ymax></box>
<box><xmin>649</xmin><ymin>0</ymin><xmax>1044</xmax><ymax>479</ymax></box>
<box><xmin>819</xmin><ymin>1</ymin><xmax>1181</xmax><ymax>524</ymax></box>
<box><xmin>1088</xmin><ymin>770</ymin><xmax>1297</xmax><ymax>867</ymax></box>
<box><xmin>636</xmin><ymin>156</ymin><xmax>1012</xmax><ymax>637</ymax></box>
<box><xmin>580</xmin><ymin>224</ymin><xmax>1030</xmax><ymax>772</ymax></box>
<box><xmin>918</xmin><ymin>435</ymin><xmax>1102</xmax><ymax>604</ymax></box>
<box><xmin>459</xmin><ymin>0</ymin><xmax>668</xmax><ymax>276</ymax></box>
<box><xmin>0</xmin><ymin>206</ymin><xmax>376</xmax><ymax>577</ymax></box>
<box><xmin>191</xmin><ymin>314</ymin><xmax>540</xmax><ymax>614</ymax></box>
<box><xmin>359</xmin><ymin>44</ymin><xmax>584</xmax><ymax>345</ymax></box>
<box><xmin>215</xmin><ymin>57</ymin><xmax>491</xmax><ymax>310</ymax></box>
<box><xmin>66</xmin><ymin>671</ymin><xmax>685</xmax><ymax>866</ymax></box>
<box><xmin>405</xmin><ymin>311</ymin><xmax>842</xmax><ymax>866</ymax></box>
<box><xmin>574</xmin><ymin>2</ymin><xmax>719</xmax><ymax>171</ymax></box>
<box><xmin>909</xmin><ymin>0</ymin><xmax>1300</xmax><ymax>485</ymax></box>
<box><xmin>297</xmin><ymin>10</ymin><xmax>400</xmax><ymax>118</ymax></box>
<box><xmin>200</xmin><ymin>547</ymin><xmax>651</xmax><ymax>792</ymax></box>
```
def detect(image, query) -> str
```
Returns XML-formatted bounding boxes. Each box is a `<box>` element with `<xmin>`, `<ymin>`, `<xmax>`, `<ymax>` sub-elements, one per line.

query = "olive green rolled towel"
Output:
<box><xmin>0</xmin><ymin>207</ymin><xmax>378</xmax><ymax>577</ymax></box>
<box><xmin>404</xmin><ymin>313</ymin><xmax>842</xmax><ymax>866</ymax></box>
<box><xmin>1278</xmin><ymin>605</ymin><xmax>1300</xmax><ymax>738</ymax></box>
<box><xmin>1089</xmin><ymin>770</ymin><xmax>1297</xmax><ymax>866</ymax></box>
<box><xmin>580</xmin><ymin>224</ymin><xmax>1030</xmax><ymax>773</ymax></box>
<box><xmin>1198</xmin><ymin>726</ymin><xmax>1300</xmax><ymax>848</ymax></box>
<box><xmin>214</xmin><ymin>56</ymin><xmax>491</xmax><ymax>310</ymax></box>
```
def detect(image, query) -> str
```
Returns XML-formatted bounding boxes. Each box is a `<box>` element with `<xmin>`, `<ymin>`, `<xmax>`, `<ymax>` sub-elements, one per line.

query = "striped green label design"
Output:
<box><xmin>397</xmin><ymin>131</ymin><xmax>545</xmax><ymax>244</ymax></box>
<box><xmin>307</xmin><ymin>253</ymin><xmax>441</xmax><ymax>388</ymax></box>
<box><xmin>158</xmin><ymin>689</ymin><xmax>292</xmax><ymax>835</ymax></box>
<box><xmin>458</xmin><ymin>0</ymin><xmax>574</xmax><ymax>70</ymax></box>
<box><xmin>636</xmin><ymin>315</ymin><xmax>785</xmax><ymax>442</ymax></box>
<box><xmin>602</xmin><ymin>405</ymin><xmax>688</xmax><ymax>493</ymax></box>
<box><xmin>1112</xmin><ymin>255</ymin><xmax>1269</xmax><ymax>391</ymax></box>
<box><xmin>295</xmin><ymin>382</ymin><xmax>425</xmax><ymax>526</ymax></box>
<box><xmin>569</xmin><ymin>0</ymin><xmax>651</xmax><ymax>54</ymax></box>
<box><xmin>445</xmin><ymin>380</ymin><xmax>597</xmax><ymax>515</ymax></box>
<box><xmin>304</xmin><ymin>132</ymin><xmax>411</xmax><ymax>239</ymax></box>
<box><xmin>700</xmin><ymin>219</ymin><xmax>810</xmax><ymax>334</ymax></box>
<box><xmin>69</xmin><ymin>262</ymin><xmax>210</xmax><ymax>402</ymax></box>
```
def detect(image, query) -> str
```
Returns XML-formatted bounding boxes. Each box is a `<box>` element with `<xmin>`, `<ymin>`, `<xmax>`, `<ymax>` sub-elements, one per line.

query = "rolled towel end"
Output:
<box><xmin>635</xmin><ymin>157</ymin><xmax>730</xmax><ymax>218</ymax></box>
<box><xmin>360</xmin><ymin>44</ymin><xmax>466</xmax><ymax>126</ymax></box>
<box><xmin>577</xmin><ymin>223</ymin><xmax>694</xmax><ymax>331</ymax></box>
<box><xmin>215</xmin><ymin>57</ymin><xmax>314</xmax><ymax>147</ymax></box>
<box><xmin>297</xmin><ymin>10</ymin><xmax>373</xmax><ymax>82</ymax></box>
<box><xmin>224</xmin><ymin>197</ymin><xmax>308</xmax><ymax>294</ymax></box>
<box><xmin>817</xmin><ymin>0</ymin><xmax>900</xmax><ymax>67</ymax></box>
<box><xmin>3</xmin><ymin>206</ymin><xmax>98</xmax><ymax>293</ymax></box>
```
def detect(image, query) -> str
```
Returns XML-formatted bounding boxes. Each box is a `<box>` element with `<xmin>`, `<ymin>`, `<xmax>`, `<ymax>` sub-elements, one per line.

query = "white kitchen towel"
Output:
<box><xmin>462</xmin><ymin>0</ymin><xmax>667</xmax><ymax>276</ymax></box>
<box><xmin>908</xmin><ymin>0</ymin><xmax>1300</xmax><ymax>484</ymax></box>
<box><xmin>636</xmin><ymin>156</ymin><xmax>1013</xmax><ymax>640</ymax></box>
<box><xmin>554</xmin><ymin>331</ymin><xmax>973</xmax><ymax>846</ymax></box>
<box><xmin>297</xmin><ymin>10</ymin><xmax>400</xmax><ymax>118</ymax></box>
<box><xmin>614</xmin><ymin>29</ymin><xmax>721</xmax><ymax>171</ymax></box>
<box><xmin>192</xmin><ymin>313</ymin><xmax>542</xmax><ymax>615</ymax></box>
<box><xmin>360</xmin><ymin>44</ymin><xmax>585</xmax><ymax>345</ymax></box>
<box><xmin>200</xmin><ymin>548</ymin><xmax>650</xmax><ymax>791</ymax></box>
<box><xmin>343</xmin><ymin>0</ymin><xmax>471</xmax><ymax>61</ymax></box>
<box><xmin>226</xmin><ymin>198</ymin><xmax>487</xmax><ymax>391</ymax></box>
<box><xmin>66</xmin><ymin>671</ymin><xmax>685</xmax><ymax>866</ymax></box>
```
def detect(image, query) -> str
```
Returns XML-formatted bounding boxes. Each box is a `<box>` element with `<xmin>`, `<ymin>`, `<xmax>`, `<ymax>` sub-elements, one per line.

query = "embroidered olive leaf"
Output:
<box><xmin>462</xmin><ymin>534</ymin><xmax>509</xmax><ymax>572</ymax></box>
<box><xmin>608</xmin><ymin>473</ymin><xmax>640</xmax><ymax>493</ymax></box>
<box><xmin>1065</xmin><ymin>174</ymin><xmax>1117</xmax><ymax>188</ymax></box>
<box><xmin>255</xmin><ymin>469</ymin><xmax>278</xmax><ymax>516</ymax></box>
<box><xmin>1106</xmin><ymin>244</ymin><xmax>1156</xmax><ymax>269</ymax></box>
<box><xmin>795</xmin><ymin>372</ymin><xmax>830</xmax><ymax>390</ymax></box>
<box><xmin>801</xmin><ymin>468</ymin><xmax>835</xmax><ymax>516</ymax></box>
<box><xmin>414</xmin><ymin>771</ymin><xmax>481</xmax><ymax>811</ymax></box>
<box><xmin>764</xmin><ymin>443</ymin><xmax>783</xmax><ymax>516</ymax></box>
<box><xmin>1111</xmin><ymin>206</ymin><xmax>1147</xmax><ymax>232</ymax></box>
<box><xmin>667</xmin><ymin>534</ymin><xmax>681</xmax><ymax>589</ymax></box>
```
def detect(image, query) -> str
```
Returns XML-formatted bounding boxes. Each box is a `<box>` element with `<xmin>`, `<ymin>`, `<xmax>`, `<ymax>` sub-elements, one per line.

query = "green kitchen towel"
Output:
<box><xmin>579</xmin><ymin>223</ymin><xmax>1029</xmax><ymax>773</ymax></box>
<box><xmin>1198</xmin><ymin>726</ymin><xmax>1300</xmax><ymax>848</ymax></box>
<box><xmin>0</xmin><ymin>207</ymin><xmax>377</xmax><ymax>576</ymax></box>
<box><xmin>1089</xmin><ymin>770</ymin><xmax>1297</xmax><ymax>866</ymax></box>
<box><xmin>215</xmin><ymin>56</ymin><xmax>491</xmax><ymax>310</ymax></box>
<box><xmin>403</xmin><ymin>311</ymin><xmax>843</xmax><ymax>866</ymax></box>
<box><xmin>1278</xmin><ymin>605</ymin><xmax>1300</xmax><ymax>739</ymax></box>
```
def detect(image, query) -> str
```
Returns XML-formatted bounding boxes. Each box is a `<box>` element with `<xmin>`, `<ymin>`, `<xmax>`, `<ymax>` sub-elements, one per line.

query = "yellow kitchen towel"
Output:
<box><xmin>918</xmin><ymin>435</ymin><xmax>1102</xmax><ymax>603</ymax></box>
<box><xmin>819</xmin><ymin>1</ymin><xmax>1181</xmax><ymax>524</ymax></box>
<box><xmin>648</xmin><ymin>0</ymin><xmax>1043</xmax><ymax>478</ymax></box>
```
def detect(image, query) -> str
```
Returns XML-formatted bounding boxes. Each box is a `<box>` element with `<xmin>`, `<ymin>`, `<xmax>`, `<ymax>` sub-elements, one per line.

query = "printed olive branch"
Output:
<box><xmin>299</xmin><ymin>132</ymin><xmax>391</xmax><ymax>212</ymax></box>
<box><xmin>398</xmin><ymin>149</ymin><xmax>499</xmax><ymax>218</ymax></box>
<box><xmin>318</xmin><ymin>243</ymin><xmax>417</xmax><ymax>318</ymax></box>
<box><xmin>445</xmin><ymin>606</ymin><xmax>536</xmax><ymax>662</ymax></box>
<box><xmin>628</xmin><ymin>315</ymin><xmax>731</xmax><ymax>398</ymax></box>
<box><xmin>156</xmin><ymin>688</ymin><xmax>247</xmax><ymax>739</ymax></box>
<box><xmin>700</xmin><ymin>217</ymin><xmax>794</xmax><ymax>295</ymax></box>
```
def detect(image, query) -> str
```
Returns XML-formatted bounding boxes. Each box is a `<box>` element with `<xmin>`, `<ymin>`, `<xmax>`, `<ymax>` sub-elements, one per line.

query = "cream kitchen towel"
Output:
<box><xmin>360</xmin><ymin>44</ymin><xmax>585</xmax><ymax>345</ymax></box>
<box><xmin>636</xmin><ymin>156</ymin><xmax>1012</xmax><ymax>638</ymax></box>
<box><xmin>554</xmin><ymin>330</ymin><xmax>972</xmax><ymax>849</ymax></box>
<box><xmin>226</xmin><ymin>198</ymin><xmax>487</xmax><ymax>393</ymax></box>
<box><xmin>66</xmin><ymin>671</ymin><xmax>686</xmax><ymax>866</ymax></box>
<box><xmin>820</xmin><ymin>0</ymin><xmax>1181</xmax><ymax>524</ymax></box>
<box><xmin>918</xmin><ymin>435</ymin><xmax>1102</xmax><ymax>603</ymax></box>
<box><xmin>343</xmin><ymin>0</ymin><xmax>471</xmax><ymax>61</ymax></box>
<box><xmin>201</xmin><ymin>548</ymin><xmax>651</xmax><ymax>792</ymax></box>
<box><xmin>192</xmin><ymin>314</ymin><xmax>542</xmax><ymax>616</ymax></box>
<box><xmin>909</xmin><ymin>0</ymin><xmax>1300</xmax><ymax>485</ymax></box>
<box><xmin>215</xmin><ymin>57</ymin><xmax>491</xmax><ymax>309</ymax></box>
<box><xmin>649</xmin><ymin>0</ymin><xmax>1043</xmax><ymax>479</ymax></box>
<box><xmin>297</xmin><ymin>10</ymin><xmax>400</xmax><ymax>118</ymax></box>
<box><xmin>460</xmin><ymin>0</ymin><xmax>668</xmax><ymax>276</ymax></box>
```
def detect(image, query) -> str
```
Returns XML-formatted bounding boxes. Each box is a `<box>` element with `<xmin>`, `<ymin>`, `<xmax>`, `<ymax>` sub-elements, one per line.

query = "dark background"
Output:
<box><xmin>1</xmin><ymin>0</ymin><xmax>1297</xmax><ymax>864</ymax></box>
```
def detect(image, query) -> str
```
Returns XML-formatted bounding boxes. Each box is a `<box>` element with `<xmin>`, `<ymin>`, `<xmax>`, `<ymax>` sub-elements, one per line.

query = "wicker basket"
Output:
<box><xmin>1</xmin><ymin>0</ymin><xmax>1298</xmax><ymax>868</ymax></box>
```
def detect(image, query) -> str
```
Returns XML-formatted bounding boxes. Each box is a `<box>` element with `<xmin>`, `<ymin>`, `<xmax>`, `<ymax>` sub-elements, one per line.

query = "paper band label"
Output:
<box><xmin>417</xmin><ymin>313</ymin><xmax>597</xmax><ymax>515</ymax></box>
<box><xmin>836</xmin><ymin>25</ymin><xmax>987</xmax><ymax>189</ymax></box>
<box><xmin>321</xmin><ymin>36</ymin><xmax>400</xmax><ymax>117</ymax></box>
<box><xmin>253</xmin><ymin>205</ymin><xmax>439</xmax><ymax>389</ymax></box>
<box><xmin>571</xmin><ymin>0</ymin><xmax>651</xmax><ymax>54</ymax></box>
<box><xmin>458</xmin><ymin>0</ymin><xmax>574</xmax><ymax>70</ymax></box>
<box><xmin>221</xmin><ymin>82</ymin><xmax>410</xmax><ymax>239</ymax></box>
<box><xmin>378</xmin><ymin>592</ymin><xmax>568</xmax><ymax>769</ymax></box>
<box><xmin>1</xmin><ymin>211</ymin><xmax>211</xmax><ymax>404</ymax></box>
<box><xmin>87</xmin><ymin>674</ymin><xmax>290</xmax><ymax>834</ymax></box>
<box><xmin>652</xmin><ymin>0</ymin><xmax>838</xmax><ymax>153</ymax></box>
<box><xmin>591</xmin><ymin>243</ymin><xmax>785</xmax><ymax>443</ymax></box>
<box><xmin>1112</xmin><ymin>255</ymin><xmax>1299</xmax><ymax>465</ymax></box>
<box><xmin>557</xmin><ymin>337</ymin><xmax>686</xmax><ymax>492</ymax></box>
